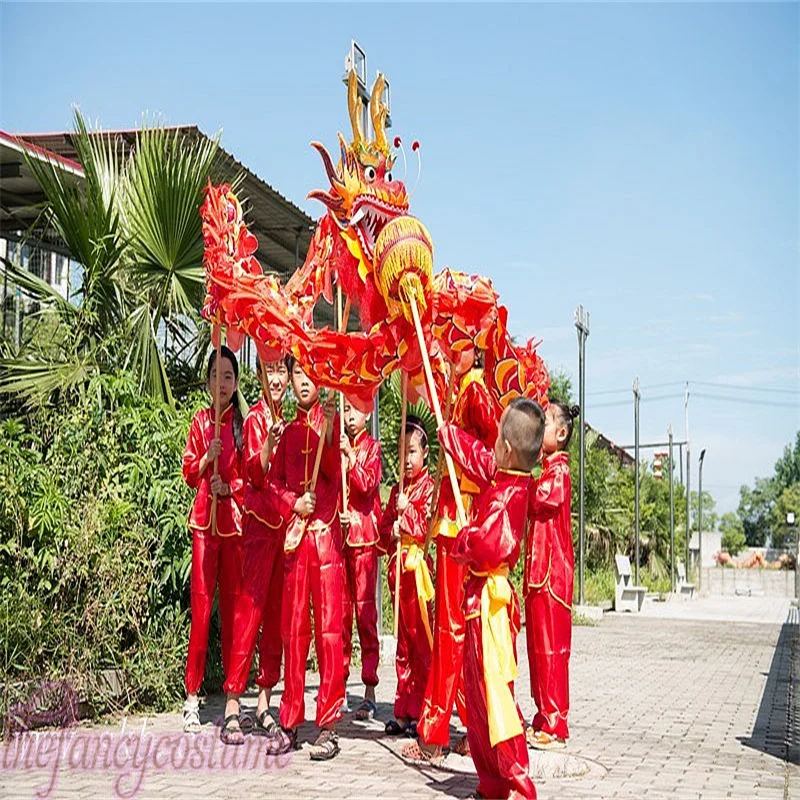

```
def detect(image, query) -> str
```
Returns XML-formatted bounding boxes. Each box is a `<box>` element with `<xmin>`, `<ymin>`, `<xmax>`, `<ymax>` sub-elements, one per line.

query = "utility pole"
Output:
<box><xmin>685</xmin><ymin>383</ymin><xmax>691</xmax><ymax>579</ymax></box>
<box><xmin>633</xmin><ymin>377</ymin><xmax>640</xmax><ymax>584</ymax></box>
<box><xmin>575</xmin><ymin>304</ymin><xmax>590</xmax><ymax>605</ymax></box>
<box><xmin>698</xmin><ymin>449</ymin><xmax>707</xmax><ymax>592</ymax></box>
<box><xmin>669</xmin><ymin>425</ymin><xmax>675</xmax><ymax>593</ymax></box>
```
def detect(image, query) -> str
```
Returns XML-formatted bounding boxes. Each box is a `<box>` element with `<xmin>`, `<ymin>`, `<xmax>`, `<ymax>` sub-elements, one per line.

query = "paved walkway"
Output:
<box><xmin>1</xmin><ymin>597</ymin><xmax>797</xmax><ymax>799</ymax></box>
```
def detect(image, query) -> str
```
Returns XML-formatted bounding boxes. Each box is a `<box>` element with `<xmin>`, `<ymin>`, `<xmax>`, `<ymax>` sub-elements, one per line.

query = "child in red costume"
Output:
<box><xmin>379</xmin><ymin>416</ymin><xmax>434</xmax><ymax>737</ymax></box>
<box><xmin>413</xmin><ymin>353</ymin><xmax>499</xmax><ymax>761</ymax></box>
<box><xmin>338</xmin><ymin>398</ymin><xmax>382</xmax><ymax>720</ymax></box>
<box><xmin>445</xmin><ymin>398</ymin><xmax>545</xmax><ymax>800</ymax></box>
<box><xmin>181</xmin><ymin>346</ymin><xmax>246</xmax><ymax>734</ymax></box>
<box><xmin>222</xmin><ymin>357</ymin><xmax>290</xmax><ymax>745</ymax></box>
<box><xmin>266</xmin><ymin>359</ymin><xmax>344</xmax><ymax>761</ymax></box>
<box><xmin>525</xmin><ymin>400</ymin><xmax>579</xmax><ymax>751</ymax></box>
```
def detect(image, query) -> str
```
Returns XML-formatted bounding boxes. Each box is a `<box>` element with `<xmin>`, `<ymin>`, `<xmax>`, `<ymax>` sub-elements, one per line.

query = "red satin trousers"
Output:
<box><xmin>417</xmin><ymin>535</ymin><xmax>468</xmax><ymax>745</ymax></box>
<box><xmin>387</xmin><ymin>549</ymin><xmax>432</xmax><ymax>720</ymax></box>
<box><xmin>279</xmin><ymin>524</ymin><xmax>345</xmax><ymax>730</ymax></box>
<box><xmin>185</xmin><ymin>530</ymin><xmax>243</xmax><ymax>695</ymax></box>
<box><xmin>463</xmin><ymin>607</ymin><xmax>536</xmax><ymax>799</ymax></box>
<box><xmin>525</xmin><ymin>590</ymin><xmax>571</xmax><ymax>739</ymax></box>
<box><xmin>342</xmin><ymin>544</ymin><xmax>380</xmax><ymax>687</ymax></box>
<box><xmin>223</xmin><ymin>516</ymin><xmax>284</xmax><ymax>694</ymax></box>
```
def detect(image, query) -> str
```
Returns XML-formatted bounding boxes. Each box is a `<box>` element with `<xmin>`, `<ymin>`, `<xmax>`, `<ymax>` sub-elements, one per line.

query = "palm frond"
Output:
<box><xmin>0</xmin><ymin>352</ymin><xmax>96</xmax><ymax>405</ymax></box>
<box><xmin>0</xmin><ymin>255</ymin><xmax>77</xmax><ymax>321</ymax></box>
<box><xmin>123</xmin><ymin>123</ymin><xmax>221</xmax><ymax>322</ymax></box>
<box><xmin>22</xmin><ymin>109</ymin><xmax>128</xmax><ymax>334</ymax></box>
<box><xmin>125</xmin><ymin>303</ymin><xmax>174</xmax><ymax>406</ymax></box>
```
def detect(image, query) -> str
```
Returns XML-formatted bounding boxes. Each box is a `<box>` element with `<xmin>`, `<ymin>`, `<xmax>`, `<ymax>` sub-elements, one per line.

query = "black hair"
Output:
<box><xmin>503</xmin><ymin>398</ymin><xmax>546</xmax><ymax>471</ymax></box>
<box><xmin>207</xmin><ymin>345</ymin><xmax>245</xmax><ymax>453</ymax></box>
<box><xmin>549</xmin><ymin>399</ymin><xmax>580</xmax><ymax>450</ymax></box>
<box><xmin>285</xmin><ymin>354</ymin><xmax>296</xmax><ymax>374</ymax></box>
<box><xmin>405</xmin><ymin>414</ymin><xmax>429</xmax><ymax>455</ymax></box>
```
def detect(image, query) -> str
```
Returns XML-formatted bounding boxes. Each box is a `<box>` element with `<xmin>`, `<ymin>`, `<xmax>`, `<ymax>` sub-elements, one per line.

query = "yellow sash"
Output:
<box><xmin>473</xmin><ymin>565</ymin><xmax>523</xmax><ymax>746</ymax></box>
<box><xmin>402</xmin><ymin>539</ymin><xmax>434</xmax><ymax>648</ymax></box>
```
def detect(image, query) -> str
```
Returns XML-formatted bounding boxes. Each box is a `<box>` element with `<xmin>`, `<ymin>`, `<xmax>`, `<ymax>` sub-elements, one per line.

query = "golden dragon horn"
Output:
<box><xmin>370</xmin><ymin>72</ymin><xmax>388</xmax><ymax>153</ymax></box>
<box><xmin>347</xmin><ymin>69</ymin><xmax>363</xmax><ymax>145</ymax></box>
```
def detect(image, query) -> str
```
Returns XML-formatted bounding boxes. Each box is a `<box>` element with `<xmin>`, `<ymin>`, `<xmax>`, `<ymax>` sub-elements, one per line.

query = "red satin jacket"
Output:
<box><xmin>344</xmin><ymin>429</ymin><xmax>382</xmax><ymax>547</ymax></box>
<box><xmin>437</xmin><ymin>369</ymin><xmax>499</xmax><ymax>527</ymax></box>
<box><xmin>378</xmin><ymin>471</ymin><xmax>434</xmax><ymax>555</ymax></box>
<box><xmin>440</xmin><ymin>424</ymin><xmax>531</xmax><ymax>619</ymax></box>
<box><xmin>525</xmin><ymin>451</ymin><xmax>573</xmax><ymax>608</ymax></box>
<box><xmin>267</xmin><ymin>402</ymin><xmax>341</xmax><ymax>529</ymax></box>
<box><xmin>182</xmin><ymin>404</ymin><xmax>244</xmax><ymax>537</ymax></box>
<box><xmin>242</xmin><ymin>396</ymin><xmax>284</xmax><ymax>531</ymax></box>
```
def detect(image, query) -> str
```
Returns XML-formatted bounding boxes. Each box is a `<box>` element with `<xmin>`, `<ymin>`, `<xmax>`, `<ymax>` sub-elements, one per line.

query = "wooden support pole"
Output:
<box><xmin>408</xmin><ymin>294</ymin><xmax>467</xmax><ymax>528</ymax></box>
<box><xmin>394</xmin><ymin>372</ymin><xmax>409</xmax><ymax>638</ymax></box>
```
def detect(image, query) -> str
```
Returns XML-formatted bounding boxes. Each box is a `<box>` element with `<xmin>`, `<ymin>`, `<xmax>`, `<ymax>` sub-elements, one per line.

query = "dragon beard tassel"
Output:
<box><xmin>373</xmin><ymin>216</ymin><xmax>434</xmax><ymax>323</ymax></box>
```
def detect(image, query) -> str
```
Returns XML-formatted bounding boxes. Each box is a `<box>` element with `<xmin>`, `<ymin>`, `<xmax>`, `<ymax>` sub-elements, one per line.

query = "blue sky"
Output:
<box><xmin>2</xmin><ymin>2</ymin><xmax>798</xmax><ymax>513</ymax></box>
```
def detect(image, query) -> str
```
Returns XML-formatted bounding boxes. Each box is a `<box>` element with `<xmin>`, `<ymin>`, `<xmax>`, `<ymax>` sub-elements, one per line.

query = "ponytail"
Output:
<box><xmin>232</xmin><ymin>391</ymin><xmax>245</xmax><ymax>454</ymax></box>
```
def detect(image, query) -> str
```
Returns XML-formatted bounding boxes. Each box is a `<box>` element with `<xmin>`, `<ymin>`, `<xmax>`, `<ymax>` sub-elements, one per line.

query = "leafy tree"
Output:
<box><xmin>737</xmin><ymin>476</ymin><xmax>777</xmax><ymax>547</ymax></box>
<box><xmin>769</xmin><ymin>482</ymin><xmax>800</xmax><ymax>550</ymax></box>
<box><xmin>719</xmin><ymin>511</ymin><xmax>746</xmax><ymax>555</ymax></box>
<box><xmin>774</xmin><ymin>431</ymin><xmax>800</xmax><ymax>492</ymax></box>
<box><xmin>690</xmin><ymin>490</ymin><xmax>718</xmax><ymax>533</ymax></box>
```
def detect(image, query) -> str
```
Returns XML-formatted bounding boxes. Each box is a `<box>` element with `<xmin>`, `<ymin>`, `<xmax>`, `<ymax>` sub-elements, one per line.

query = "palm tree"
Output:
<box><xmin>0</xmin><ymin>110</ymin><xmax>223</xmax><ymax>407</ymax></box>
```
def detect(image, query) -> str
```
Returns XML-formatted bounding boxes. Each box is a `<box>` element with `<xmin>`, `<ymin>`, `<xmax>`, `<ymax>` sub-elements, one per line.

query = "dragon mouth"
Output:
<box><xmin>351</xmin><ymin>196</ymin><xmax>407</xmax><ymax>261</ymax></box>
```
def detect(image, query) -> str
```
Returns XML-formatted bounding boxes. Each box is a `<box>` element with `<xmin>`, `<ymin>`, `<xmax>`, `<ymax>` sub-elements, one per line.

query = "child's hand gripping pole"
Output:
<box><xmin>408</xmin><ymin>295</ymin><xmax>467</xmax><ymax>529</ymax></box>
<box><xmin>394</xmin><ymin>371</ymin><xmax>409</xmax><ymax>638</ymax></box>
<box><xmin>210</xmin><ymin>325</ymin><xmax>223</xmax><ymax>536</ymax></box>
<box><xmin>424</xmin><ymin>359</ymin><xmax>459</xmax><ymax>558</ymax></box>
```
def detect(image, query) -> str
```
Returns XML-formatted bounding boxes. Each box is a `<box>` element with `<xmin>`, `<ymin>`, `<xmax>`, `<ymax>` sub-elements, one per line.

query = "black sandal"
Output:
<box><xmin>252</xmin><ymin>709</ymin><xmax>279</xmax><ymax>737</ymax></box>
<box><xmin>384</xmin><ymin>719</ymin><xmax>408</xmax><ymax>736</ymax></box>
<box><xmin>265</xmin><ymin>726</ymin><xmax>297</xmax><ymax>755</ymax></box>
<box><xmin>309</xmin><ymin>729</ymin><xmax>339</xmax><ymax>761</ymax></box>
<box><xmin>220</xmin><ymin>714</ymin><xmax>245</xmax><ymax>746</ymax></box>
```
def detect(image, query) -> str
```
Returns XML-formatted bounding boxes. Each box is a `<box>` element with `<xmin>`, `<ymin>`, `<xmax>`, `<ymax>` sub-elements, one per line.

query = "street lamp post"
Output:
<box><xmin>669</xmin><ymin>425</ymin><xmax>675</xmax><ymax>593</ymax></box>
<box><xmin>633</xmin><ymin>378</ymin><xmax>640</xmax><ymax>584</ymax></box>
<box><xmin>698</xmin><ymin>449</ymin><xmax>707</xmax><ymax>592</ymax></box>
<box><xmin>575</xmin><ymin>305</ymin><xmax>590</xmax><ymax>605</ymax></box>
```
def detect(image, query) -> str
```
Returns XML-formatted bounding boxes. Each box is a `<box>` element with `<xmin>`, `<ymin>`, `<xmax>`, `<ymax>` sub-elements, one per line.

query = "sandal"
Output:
<box><xmin>220</xmin><ymin>714</ymin><xmax>245</xmax><ymax>746</ymax></box>
<box><xmin>309</xmin><ymin>728</ymin><xmax>339</xmax><ymax>761</ymax></box>
<box><xmin>354</xmin><ymin>699</ymin><xmax>377</xmax><ymax>721</ymax></box>
<box><xmin>384</xmin><ymin>719</ymin><xmax>408</xmax><ymax>736</ymax></box>
<box><xmin>265</xmin><ymin>726</ymin><xmax>297</xmax><ymax>755</ymax></box>
<box><xmin>406</xmin><ymin>720</ymin><xmax>418</xmax><ymax>738</ymax></box>
<box><xmin>452</xmin><ymin>733</ymin><xmax>471</xmax><ymax>757</ymax></box>
<box><xmin>252</xmin><ymin>708</ymin><xmax>280</xmax><ymax>737</ymax></box>
<box><xmin>401</xmin><ymin>739</ymin><xmax>444</xmax><ymax>766</ymax></box>
<box><xmin>527</xmin><ymin>728</ymin><xmax>567</xmax><ymax>750</ymax></box>
<box><xmin>182</xmin><ymin>700</ymin><xmax>201</xmax><ymax>734</ymax></box>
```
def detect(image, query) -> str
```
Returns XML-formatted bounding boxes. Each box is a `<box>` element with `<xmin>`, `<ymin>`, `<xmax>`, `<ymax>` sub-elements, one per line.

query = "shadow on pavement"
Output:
<box><xmin>738</xmin><ymin>608</ymin><xmax>799</xmax><ymax>765</ymax></box>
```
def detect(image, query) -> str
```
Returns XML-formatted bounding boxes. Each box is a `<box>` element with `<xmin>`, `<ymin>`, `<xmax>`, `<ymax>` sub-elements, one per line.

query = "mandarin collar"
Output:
<box><xmin>543</xmin><ymin>451</ymin><xmax>570</xmax><ymax>469</ymax></box>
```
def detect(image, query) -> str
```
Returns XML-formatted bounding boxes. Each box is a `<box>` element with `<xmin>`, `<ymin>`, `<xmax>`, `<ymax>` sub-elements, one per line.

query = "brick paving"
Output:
<box><xmin>1</xmin><ymin>597</ymin><xmax>797</xmax><ymax>799</ymax></box>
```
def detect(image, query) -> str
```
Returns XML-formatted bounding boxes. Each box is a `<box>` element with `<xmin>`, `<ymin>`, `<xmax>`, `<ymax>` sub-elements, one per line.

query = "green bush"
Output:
<box><xmin>0</xmin><ymin>374</ymin><xmax>221</xmax><ymax>722</ymax></box>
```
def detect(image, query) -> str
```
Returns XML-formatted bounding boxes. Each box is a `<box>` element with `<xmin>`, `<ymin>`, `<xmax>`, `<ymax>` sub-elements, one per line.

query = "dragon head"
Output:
<box><xmin>308</xmin><ymin>70</ymin><xmax>409</xmax><ymax>278</ymax></box>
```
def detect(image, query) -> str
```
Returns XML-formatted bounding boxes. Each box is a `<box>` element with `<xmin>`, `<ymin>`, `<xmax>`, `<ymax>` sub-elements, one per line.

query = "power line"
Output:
<box><xmin>691</xmin><ymin>380</ymin><xmax>799</xmax><ymax>395</ymax></box>
<box><xmin>693</xmin><ymin>392</ymin><xmax>799</xmax><ymax>409</ymax></box>
<box><xmin>591</xmin><ymin>393</ymin><xmax>683</xmax><ymax>409</ymax></box>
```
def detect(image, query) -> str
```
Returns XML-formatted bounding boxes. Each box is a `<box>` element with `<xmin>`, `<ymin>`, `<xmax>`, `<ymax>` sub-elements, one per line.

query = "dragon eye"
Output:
<box><xmin>364</xmin><ymin>166</ymin><xmax>376</xmax><ymax>182</ymax></box>
<box><xmin>386</xmin><ymin>172</ymin><xmax>392</xmax><ymax>182</ymax></box>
